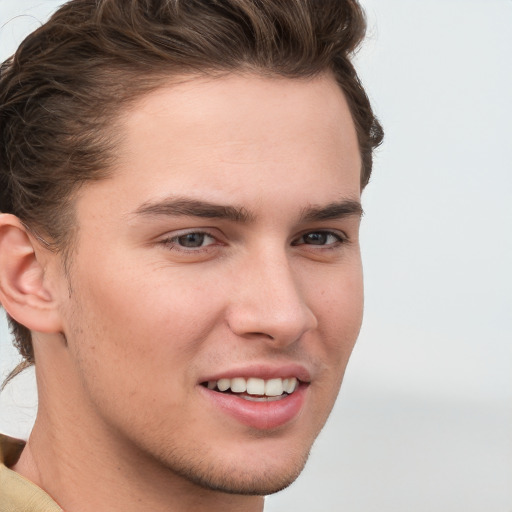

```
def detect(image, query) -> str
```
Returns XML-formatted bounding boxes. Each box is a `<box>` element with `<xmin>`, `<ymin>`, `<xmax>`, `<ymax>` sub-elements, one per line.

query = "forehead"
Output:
<box><xmin>126</xmin><ymin>72</ymin><xmax>355</xmax><ymax>134</ymax></box>
<box><xmin>77</xmin><ymin>73</ymin><xmax>361</xmax><ymax>219</ymax></box>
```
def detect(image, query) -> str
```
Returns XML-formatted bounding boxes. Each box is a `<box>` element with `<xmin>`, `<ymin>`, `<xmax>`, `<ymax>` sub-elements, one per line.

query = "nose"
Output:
<box><xmin>226</xmin><ymin>251</ymin><xmax>318</xmax><ymax>347</ymax></box>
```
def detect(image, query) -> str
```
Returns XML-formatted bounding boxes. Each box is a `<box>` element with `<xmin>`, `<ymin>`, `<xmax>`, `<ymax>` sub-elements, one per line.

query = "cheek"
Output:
<box><xmin>311</xmin><ymin>263</ymin><xmax>364</xmax><ymax>381</ymax></box>
<box><xmin>62</xmin><ymin>274</ymin><xmax>205</xmax><ymax>430</ymax></box>
<box><xmin>65</xmin><ymin>262</ymin><xmax>225</xmax><ymax>382</ymax></box>
<box><xmin>74</xmin><ymin>254</ymin><xmax>216</xmax><ymax>329</ymax></box>
<box><xmin>314</xmin><ymin>261</ymin><xmax>364</xmax><ymax>335</ymax></box>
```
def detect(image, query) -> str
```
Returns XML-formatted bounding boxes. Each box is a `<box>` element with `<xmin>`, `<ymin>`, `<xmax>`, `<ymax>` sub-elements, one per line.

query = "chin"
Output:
<box><xmin>165</xmin><ymin>447</ymin><xmax>311</xmax><ymax>496</ymax></box>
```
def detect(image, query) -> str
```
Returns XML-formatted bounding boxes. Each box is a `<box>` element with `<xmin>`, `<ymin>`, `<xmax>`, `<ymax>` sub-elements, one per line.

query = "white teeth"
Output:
<box><xmin>265</xmin><ymin>378</ymin><xmax>283</xmax><ymax>397</ymax></box>
<box><xmin>285</xmin><ymin>377</ymin><xmax>298</xmax><ymax>394</ymax></box>
<box><xmin>217</xmin><ymin>378</ymin><xmax>230</xmax><ymax>392</ymax></box>
<box><xmin>206</xmin><ymin>376</ymin><xmax>300</xmax><ymax>396</ymax></box>
<box><xmin>247</xmin><ymin>377</ymin><xmax>265</xmax><ymax>395</ymax></box>
<box><xmin>230</xmin><ymin>377</ymin><xmax>246</xmax><ymax>393</ymax></box>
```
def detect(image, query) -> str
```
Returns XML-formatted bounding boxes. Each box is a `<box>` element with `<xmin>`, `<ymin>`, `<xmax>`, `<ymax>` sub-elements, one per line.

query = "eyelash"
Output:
<box><xmin>159</xmin><ymin>229</ymin><xmax>348</xmax><ymax>254</ymax></box>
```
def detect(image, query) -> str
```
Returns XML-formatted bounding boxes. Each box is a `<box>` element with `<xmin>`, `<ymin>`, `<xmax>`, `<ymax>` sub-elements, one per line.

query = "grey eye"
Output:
<box><xmin>303</xmin><ymin>232</ymin><xmax>329</xmax><ymax>245</ymax></box>
<box><xmin>176</xmin><ymin>233</ymin><xmax>208</xmax><ymax>247</ymax></box>
<box><xmin>300</xmin><ymin>232</ymin><xmax>341</xmax><ymax>245</ymax></box>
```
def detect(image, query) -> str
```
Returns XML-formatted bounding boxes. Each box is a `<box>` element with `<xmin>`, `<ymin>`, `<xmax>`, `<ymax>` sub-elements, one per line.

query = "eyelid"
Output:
<box><xmin>158</xmin><ymin>226</ymin><xmax>220</xmax><ymax>240</ymax></box>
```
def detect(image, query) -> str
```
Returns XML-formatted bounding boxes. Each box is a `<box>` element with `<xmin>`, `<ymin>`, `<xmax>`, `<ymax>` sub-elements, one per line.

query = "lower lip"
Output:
<box><xmin>200</xmin><ymin>384</ymin><xmax>307</xmax><ymax>430</ymax></box>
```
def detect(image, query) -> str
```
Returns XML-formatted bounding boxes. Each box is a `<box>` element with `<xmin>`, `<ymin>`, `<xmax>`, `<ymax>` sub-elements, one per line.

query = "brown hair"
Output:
<box><xmin>0</xmin><ymin>0</ymin><xmax>383</xmax><ymax>385</ymax></box>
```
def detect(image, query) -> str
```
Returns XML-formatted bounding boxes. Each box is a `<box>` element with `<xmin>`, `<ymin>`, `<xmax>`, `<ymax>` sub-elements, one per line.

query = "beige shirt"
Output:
<box><xmin>0</xmin><ymin>433</ymin><xmax>62</xmax><ymax>512</ymax></box>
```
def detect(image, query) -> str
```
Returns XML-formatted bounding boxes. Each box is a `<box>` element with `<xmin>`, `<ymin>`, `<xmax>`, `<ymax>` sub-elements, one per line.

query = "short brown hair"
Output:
<box><xmin>0</xmin><ymin>0</ymin><xmax>383</xmax><ymax>383</ymax></box>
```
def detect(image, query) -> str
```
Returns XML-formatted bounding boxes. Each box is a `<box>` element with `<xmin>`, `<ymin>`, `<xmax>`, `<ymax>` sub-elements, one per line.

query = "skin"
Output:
<box><xmin>2</xmin><ymin>72</ymin><xmax>363</xmax><ymax>512</ymax></box>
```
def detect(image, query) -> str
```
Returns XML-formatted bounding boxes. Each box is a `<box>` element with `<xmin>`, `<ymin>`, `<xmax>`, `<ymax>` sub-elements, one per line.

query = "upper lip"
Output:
<box><xmin>199</xmin><ymin>363</ymin><xmax>312</xmax><ymax>384</ymax></box>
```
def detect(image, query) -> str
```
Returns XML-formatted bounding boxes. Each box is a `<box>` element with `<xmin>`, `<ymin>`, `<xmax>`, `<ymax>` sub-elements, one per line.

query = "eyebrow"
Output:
<box><xmin>132</xmin><ymin>197</ymin><xmax>254</xmax><ymax>222</ymax></box>
<box><xmin>300</xmin><ymin>200</ymin><xmax>363</xmax><ymax>222</ymax></box>
<box><xmin>131</xmin><ymin>196</ymin><xmax>362</xmax><ymax>223</ymax></box>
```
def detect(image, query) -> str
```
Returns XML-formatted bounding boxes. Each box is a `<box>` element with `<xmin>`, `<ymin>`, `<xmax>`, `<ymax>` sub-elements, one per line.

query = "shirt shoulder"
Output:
<box><xmin>0</xmin><ymin>433</ymin><xmax>62</xmax><ymax>512</ymax></box>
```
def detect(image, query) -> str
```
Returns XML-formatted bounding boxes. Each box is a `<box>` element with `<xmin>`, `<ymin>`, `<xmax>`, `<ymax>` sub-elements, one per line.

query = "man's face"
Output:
<box><xmin>54</xmin><ymin>73</ymin><xmax>363</xmax><ymax>494</ymax></box>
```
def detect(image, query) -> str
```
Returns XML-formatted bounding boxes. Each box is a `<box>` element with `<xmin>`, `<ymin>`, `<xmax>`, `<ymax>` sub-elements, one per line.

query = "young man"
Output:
<box><xmin>0</xmin><ymin>1</ymin><xmax>382</xmax><ymax>510</ymax></box>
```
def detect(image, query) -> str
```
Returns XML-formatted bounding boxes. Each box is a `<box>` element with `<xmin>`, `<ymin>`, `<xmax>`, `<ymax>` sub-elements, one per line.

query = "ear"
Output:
<box><xmin>0</xmin><ymin>214</ymin><xmax>63</xmax><ymax>333</ymax></box>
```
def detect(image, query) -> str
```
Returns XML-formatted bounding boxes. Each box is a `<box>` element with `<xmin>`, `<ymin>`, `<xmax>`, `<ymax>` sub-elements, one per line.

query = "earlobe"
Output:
<box><xmin>0</xmin><ymin>214</ymin><xmax>63</xmax><ymax>333</ymax></box>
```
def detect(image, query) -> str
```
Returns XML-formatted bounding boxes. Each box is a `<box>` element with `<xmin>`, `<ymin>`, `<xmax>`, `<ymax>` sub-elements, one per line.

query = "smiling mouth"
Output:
<box><xmin>201</xmin><ymin>377</ymin><xmax>299</xmax><ymax>402</ymax></box>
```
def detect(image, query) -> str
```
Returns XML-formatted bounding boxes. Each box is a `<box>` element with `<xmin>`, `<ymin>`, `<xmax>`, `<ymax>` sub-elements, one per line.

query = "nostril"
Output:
<box><xmin>247</xmin><ymin>332</ymin><xmax>274</xmax><ymax>340</ymax></box>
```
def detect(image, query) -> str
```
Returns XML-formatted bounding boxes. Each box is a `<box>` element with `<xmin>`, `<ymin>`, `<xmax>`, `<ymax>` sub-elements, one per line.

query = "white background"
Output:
<box><xmin>1</xmin><ymin>1</ymin><xmax>511</xmax><ymax>511</ymax></box>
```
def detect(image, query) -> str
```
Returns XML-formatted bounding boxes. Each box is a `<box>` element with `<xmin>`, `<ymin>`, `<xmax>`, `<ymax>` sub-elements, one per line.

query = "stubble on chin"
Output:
<box><xmin>152</xmin><ymin>440</ymin><xmax>312</xmax><ymax>496</ymax></box>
